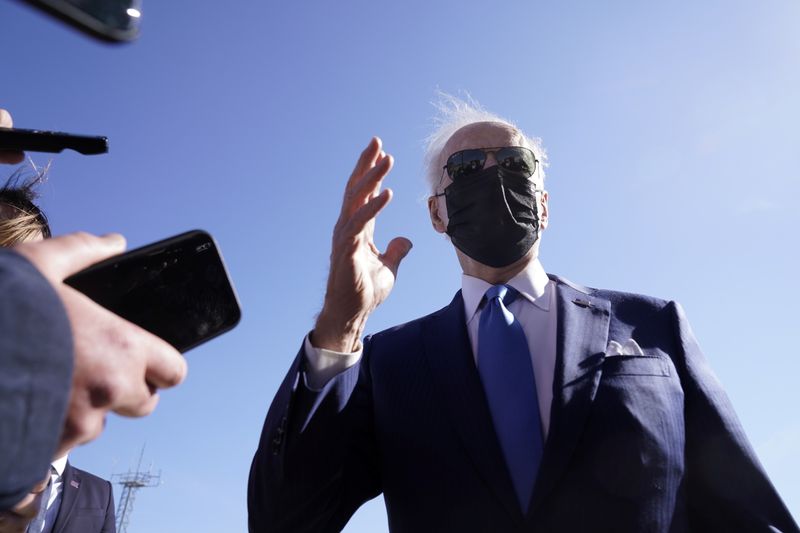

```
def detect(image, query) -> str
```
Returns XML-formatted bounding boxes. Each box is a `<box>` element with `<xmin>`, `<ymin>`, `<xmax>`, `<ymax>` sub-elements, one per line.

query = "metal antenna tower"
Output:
<box><xmin>112</xmin><ymin>445</ymin><xmax>161</xmax><ymax>533</ymax></box>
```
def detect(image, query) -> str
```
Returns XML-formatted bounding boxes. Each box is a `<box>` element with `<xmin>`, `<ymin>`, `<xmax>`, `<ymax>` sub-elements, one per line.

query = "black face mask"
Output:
<box><xmin>443</xmin><ymin>166</ymin><xmax>540</xmax><ymax>268</ymax></box>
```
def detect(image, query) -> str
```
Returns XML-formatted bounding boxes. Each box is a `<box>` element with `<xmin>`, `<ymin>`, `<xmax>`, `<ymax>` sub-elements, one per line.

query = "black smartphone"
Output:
<box><xmin>65</xmin><ymin>230</ymin><xmax>242</xmax><ymax>353</ymax></box>
<box><xmin>21</xmin><ymin>0</ymin><xmax>142</xmax><ymax>43</ymax></box>
<box><xmin>0</xmin><ymin>127</ymin><xmax>108</xmax><ymax>155</ymax></box>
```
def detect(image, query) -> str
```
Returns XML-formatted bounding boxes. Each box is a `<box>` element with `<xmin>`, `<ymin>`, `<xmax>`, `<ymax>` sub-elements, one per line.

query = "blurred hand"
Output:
<box><xmin>0</xmin><ymin>109</ymin><xmax>25</xmax><ymax>165</ymax></box>
<box><xmin>313</xmin><ymin>138</ymin><xmax>412</xmax><ymax>352</ymax></box>
<box><xmin>0</xmin><ymin>475</ymin><xmax>48</xmax><ymax>533</ymax></box>
<box><xmin>14</xmin><ymin>232</ymin><xmax>188</xmax><ymax>457</ymax></box>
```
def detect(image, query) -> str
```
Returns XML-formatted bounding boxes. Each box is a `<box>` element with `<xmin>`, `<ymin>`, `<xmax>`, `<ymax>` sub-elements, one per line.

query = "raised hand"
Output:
<box><xmin>313</xmin><ymin>138</ymin><xmax>413</xmax><ymax>353</ymax></box>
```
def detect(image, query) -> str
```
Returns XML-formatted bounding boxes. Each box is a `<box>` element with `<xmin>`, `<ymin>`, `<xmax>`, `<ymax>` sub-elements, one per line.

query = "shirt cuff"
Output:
<box><xmin>303</xmin><ymin>333</ymin><xmax>363</xmax><ymax>390</ymax></box>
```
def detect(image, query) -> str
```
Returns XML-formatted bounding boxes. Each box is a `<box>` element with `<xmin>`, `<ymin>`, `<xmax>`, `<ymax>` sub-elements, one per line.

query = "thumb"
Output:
<box><xmin>381</xmin><ymin>237</ymin><xmax>413</xmax><ymax>277</ymax></box>
<box><xmin>0</xmin><ymin>108</ymin><xmax>14</xmax><ymax>127</ymax></box>
<box><xmin>15</xmin><ymin>232</ymin><xmax>127</xmax><ymax>281</ymax></box>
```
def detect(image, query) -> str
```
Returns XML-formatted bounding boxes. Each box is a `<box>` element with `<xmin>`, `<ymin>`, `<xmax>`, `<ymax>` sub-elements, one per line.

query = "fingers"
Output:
<box><xmin>143</xmin><ymin>334</ymin><xmax>188</xmax><ymax>389</ymax></box>
<box><xmin>111</xmin><ymin>389</ymin><xmax>160</xmax><ymax>418</ymax></box>
<box><xmin>57</xmin><ymin>397</ymin><xmax>107</xmax><ymax>454</ymax></box>
<box><xmin>0</xmin><ymin>476</ymin><xmax>48</xmax><ymax>533</ymax></box>
<box><xmin>346</xmin><ymin>137</ymin><xmax>382</xmax><ymax>190</ymax></box>
<box><xmin>0</xmin><ymin>511</ymin><xmax>34</xmax><ymax>533</ymax></box>
<box><xmin>348</xmin><ymin>188</ymin><xmax>392</xmax><ymax>236</ymax></box>
<box><xmin>0</xmin><ymin>151</ymin><xmax>25</xmax><ymax>165</ymax></box>
<box><xmin>342</xmin><ymin>155</ymin><xmax>394</xmax><ymax>216</ymax></box>
<box><xmin>381</xmin><ymin>237</ymin><xmax>413</xmax><ymax>276</ymax></box>
<box><xmin>352</xmin><ymin>153</ymin><xmax>393</xmax><ymax>204</ymax></box>
<box><xmin>0</xmin><ymin>108</ymin><xmax>13</xmax><ymax>128</ymax></box>
<box><xmin>0</xmin><ymin>503</ymin><xmax>38</xmax><ymax>533</ymax></box>
<box><xmin>14</xmin><ymin>232</ymin><xmax>126</xmax><ymax>281</ymax></box>
<box><xmin>74</xmin><ymin>300</ymin><xmax>184</xmax><ymax>410</ymax></box>
<box><xmin>340</xmin><ymin>156</ymin><xmax>393</xmax><ymax>220</ymax></box>
<box><xmin>54</xmin><ymin>285</ymin><xmax>186</xmax><ymax>453</ymax></box>
<box><xmin>341</xmin><ymin>139</ymin><xmax>393</xmax><ymax>217</ymax></box>
<box><xmin>16</xmin><ymin>488</ymin><xmax>45</xmax><ymax>519</ymax></box>
<box><xmin>0</xmin><ymin>109</ymin><xmax>24</xmax><ymax>165</ymax></box>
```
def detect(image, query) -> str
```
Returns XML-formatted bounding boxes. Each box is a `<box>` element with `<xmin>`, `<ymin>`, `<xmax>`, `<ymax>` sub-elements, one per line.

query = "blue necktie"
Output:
<box><xmin>477</xmin><ymin>284</ymin><xmax>544</xmax><ymax>512</ymax></box>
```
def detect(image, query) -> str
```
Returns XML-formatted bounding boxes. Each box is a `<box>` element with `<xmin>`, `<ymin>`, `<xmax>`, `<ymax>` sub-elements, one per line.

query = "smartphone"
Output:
<box><xmin>65</xmin><ymin>230</ymin><xmax>242</xmax><ymax>353</ymax></box>
<box><xmin>0</xmin><ymin>127</ymin><xmax>108</xmax><ymax>155</ymax></box>
<box><xmin>21</xmin><ymin>0</ymin><xmax>142</xmax><ymax>43</ymax></box>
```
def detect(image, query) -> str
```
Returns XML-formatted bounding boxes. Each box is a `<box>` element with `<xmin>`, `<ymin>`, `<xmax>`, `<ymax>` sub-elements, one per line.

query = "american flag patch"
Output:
<box><xmin>70</xmin><ymin>480</ymin><xmax>80</xmax><ymax>488</ymax></box>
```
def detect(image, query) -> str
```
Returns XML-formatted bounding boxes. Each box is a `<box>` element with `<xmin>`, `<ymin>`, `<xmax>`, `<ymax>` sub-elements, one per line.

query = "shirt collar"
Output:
<box><xmin>462</xmin><ymin>258</ymin><xmax>551</xmax><ymax>323</ymax></box>
<box><xmin>51</xmin><ymin>455</ymin><xmax>68</xmax><ymax>477</ymax></box>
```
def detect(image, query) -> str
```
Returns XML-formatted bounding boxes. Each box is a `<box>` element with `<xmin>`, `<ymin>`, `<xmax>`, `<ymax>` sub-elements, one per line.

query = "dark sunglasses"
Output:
<box><xmin>443</xmin><ymin>146</ymin><xmax>538</xmax><ymax>181</ymax></box>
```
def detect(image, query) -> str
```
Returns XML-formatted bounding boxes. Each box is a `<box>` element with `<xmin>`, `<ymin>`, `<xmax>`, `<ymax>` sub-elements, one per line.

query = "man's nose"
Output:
<box><xmin>484</xmin><ymin>152</ymin><xmax>498</xmax><ymax>167</ymax></box>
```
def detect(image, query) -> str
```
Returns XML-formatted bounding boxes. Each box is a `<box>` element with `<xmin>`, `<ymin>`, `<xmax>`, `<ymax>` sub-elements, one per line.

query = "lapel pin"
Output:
<box><xmin>70</xmin><ymin>480</ymin><xmax>80</xmax><ymax>488</ymax></box>
<box><xmin>572</xmin><ymin>298</ymin><xmax>593</xmax><ymax>308</ymax></box>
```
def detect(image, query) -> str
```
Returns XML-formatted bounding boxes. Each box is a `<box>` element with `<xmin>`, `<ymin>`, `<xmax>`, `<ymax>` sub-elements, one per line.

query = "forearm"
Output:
<box><xmin>249</xmin><ymin>138</ymin><xmax>408</xmax><ymax>530</ymax></box>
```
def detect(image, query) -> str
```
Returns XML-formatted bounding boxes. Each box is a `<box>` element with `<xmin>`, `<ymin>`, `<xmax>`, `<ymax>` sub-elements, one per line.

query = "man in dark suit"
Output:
<box><xmin>50</xmin><ymin>461</ymin><xmax>115</xmax><ymax>533</ymax></box>
<box><xmin>24</xmin><ymin>456</ymin><xmax>115</xmax><ymax>533</ymax></box>
<box><xmin>248</xmin><ymin>98</ymin><xmax>798</xmax><ymax>532</ymax></box>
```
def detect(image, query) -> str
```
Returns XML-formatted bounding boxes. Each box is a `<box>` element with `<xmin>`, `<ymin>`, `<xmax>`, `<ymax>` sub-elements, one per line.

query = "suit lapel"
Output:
<box><xmin>527</xmin><ymin>279</ymin><xmax>610</xmax><ymax>518</ymax></box>
<box><xmin>52</xmin><ymin>462</ymin><xmax>81</xmax><ymax>533</ymax></box>
<box><xmin>422</xmin><ymin>291</ymin><xmax>524</xmax><ymax>524</ymax></box>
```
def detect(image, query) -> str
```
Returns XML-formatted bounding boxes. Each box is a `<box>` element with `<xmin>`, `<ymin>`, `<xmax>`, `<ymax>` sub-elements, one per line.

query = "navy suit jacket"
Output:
<box><xmin>51</xmin><ymin>462</ymin><xmax>116</xmax><ymax>533</ymax></box>
<box><xmin>249</xmin><ymin>275</ymin><xmax>798</xmax><ymax>532</ymax></box>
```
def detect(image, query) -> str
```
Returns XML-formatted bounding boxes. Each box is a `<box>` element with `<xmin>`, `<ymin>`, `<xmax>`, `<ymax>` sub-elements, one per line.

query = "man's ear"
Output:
<box><xmin>539</xmin><ymin>190</ymin><xmax>549</xmax><ymax>230</ymax></box>
<box><xmin>428</xmin><ymin>196</ymin><xmax>447</xmax><ymax>234</ymax></box>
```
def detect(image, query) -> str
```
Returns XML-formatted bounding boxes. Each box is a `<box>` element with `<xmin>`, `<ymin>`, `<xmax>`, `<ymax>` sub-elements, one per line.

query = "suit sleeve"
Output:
<box><xmin>669</xmin><ymin>301</ymin><xmax>799</xmax><ymax>532</ymax></box>
<box><xmin>102</xmin><ymin>480</ymin><xmax>116</xmax><ymax>533</ymax></box>
<box><xmin>0</xmin><ymin>250</ymin><xmax>73</xmax><ymax>512</ymax></box>
<box><xmin>248</xmin><ymin>336</ymin><xmax>380</xmax><ymax>533</ymax></box>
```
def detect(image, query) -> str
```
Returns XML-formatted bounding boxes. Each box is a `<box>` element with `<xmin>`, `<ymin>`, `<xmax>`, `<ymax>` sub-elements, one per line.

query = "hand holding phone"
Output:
<box><xmin>13</xmin><ymin>232</ymin><xmax>188</xmax><ymax>457</ymax></box>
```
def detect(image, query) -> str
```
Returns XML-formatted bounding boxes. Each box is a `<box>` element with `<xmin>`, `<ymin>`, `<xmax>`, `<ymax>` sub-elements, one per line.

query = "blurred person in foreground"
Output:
<box><xmin>248</xmin><ymin>95</ymin><xmax>798</xmax><ymax>533</ymax></box>
<box><xmin>0</xmin><ymin>108</ymin><xmax>185</xmax><ymax>533</ymax></box>
<box><xmin>0</xmin><ymin>173</ymin><xmax>116</xmax><ymax>533</ymax></box>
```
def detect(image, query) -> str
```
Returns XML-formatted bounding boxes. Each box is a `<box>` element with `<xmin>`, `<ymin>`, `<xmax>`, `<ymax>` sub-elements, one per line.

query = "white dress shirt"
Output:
<box><xmin>304</xmin><ymin>260</ymin><xmax>558</xmax><ymax>436</ymax></box>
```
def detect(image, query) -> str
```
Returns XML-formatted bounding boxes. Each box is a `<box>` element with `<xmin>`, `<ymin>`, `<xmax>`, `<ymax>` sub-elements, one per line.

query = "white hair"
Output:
<box><xmin>422</xmin><ymin>91</ymin><xmax>548</xmax><ymax>194</ymax></box>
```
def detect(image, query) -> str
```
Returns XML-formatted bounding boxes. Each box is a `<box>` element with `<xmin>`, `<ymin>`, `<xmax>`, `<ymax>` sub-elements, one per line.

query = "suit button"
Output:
<box><xmin>271</xmin><ymin>415</ymin><xmax>288</xmax><ymax>456</ymax></box>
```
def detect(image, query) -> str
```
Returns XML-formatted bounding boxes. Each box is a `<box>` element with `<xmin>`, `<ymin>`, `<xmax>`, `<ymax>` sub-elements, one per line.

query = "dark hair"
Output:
<box><xmin>0</xmin><ymin>167</ymin><xmax>52</xmax><ymax>244</ymax></box>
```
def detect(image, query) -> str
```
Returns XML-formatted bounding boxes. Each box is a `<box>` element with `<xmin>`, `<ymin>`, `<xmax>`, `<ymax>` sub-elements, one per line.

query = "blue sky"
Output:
<box><xmin>2</xmin><ymin>0</ymin><xmax>799</xmax><ymax>530</ymax></box>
